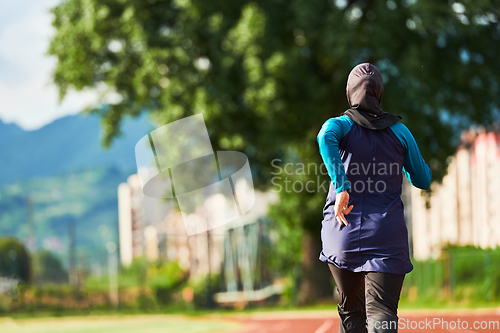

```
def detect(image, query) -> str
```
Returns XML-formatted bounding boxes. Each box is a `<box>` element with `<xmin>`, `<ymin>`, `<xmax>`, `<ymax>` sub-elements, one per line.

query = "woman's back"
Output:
<box><xmin>317</xmin><ymin>63</ymin><xmax>431</xmax><ymax>275</ymax></box>
<box><xmin>319</xmin><ymin>117</ymin><xmax>412</xmax><ymax>274</ymax></box>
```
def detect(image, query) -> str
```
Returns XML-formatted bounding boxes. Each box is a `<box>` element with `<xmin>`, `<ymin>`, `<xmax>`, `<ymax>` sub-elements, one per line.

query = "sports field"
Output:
<box><xmin>1</xmin><ymin>309</ymin><xmax>500</xmax><ymax>333</ymax></box>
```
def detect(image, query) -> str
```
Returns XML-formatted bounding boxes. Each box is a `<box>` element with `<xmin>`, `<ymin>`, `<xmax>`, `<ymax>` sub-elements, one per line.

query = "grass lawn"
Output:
<box><xmin>0</xmin><ymin>315</ymin><xmax>241</xmax><ymax>333</ymax></box>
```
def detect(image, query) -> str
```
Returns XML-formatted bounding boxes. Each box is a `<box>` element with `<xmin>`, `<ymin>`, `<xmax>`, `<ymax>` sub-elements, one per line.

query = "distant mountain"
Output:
<box><xmin>0</xmin><ymin>113</ymin><xmax>154</xmax><ymax>186</ymax></box>
<box><xmin>0</xmin><ymin>167</ymin><xmax>128</xmax><ymax>261</ymax></box>
<box><xmin>0</xmin><ymin>119</ymin><xmax>24</xmax><ymax>143</ymax></box>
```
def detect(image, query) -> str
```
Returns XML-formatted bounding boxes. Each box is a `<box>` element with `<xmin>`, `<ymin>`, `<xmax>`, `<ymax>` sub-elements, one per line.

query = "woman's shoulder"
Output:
<box><xmin>389</xmin><ymin>122</ymin><xmax>418</xmax><ymax>150</ymax></box>
<box><xmin>321</xmin><ymin>115</ymin><xmax>353</xmax><ymax>128</ymax></box>
<box><xmin>318</xmin><ymin>115</ymin><xmax>353</xmax><ymax>140</ymax></box>
<box><xmin>389</xmin><ymin>122</ymin><xmax>413</xmax><ymax>137</ymax></box>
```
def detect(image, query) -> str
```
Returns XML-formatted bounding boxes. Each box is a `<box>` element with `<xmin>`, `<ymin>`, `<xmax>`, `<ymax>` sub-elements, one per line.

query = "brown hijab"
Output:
<box><xmin>342</xmin><ymin>63</ymin><xmax>401</xmax><ymax>130</ymax></box>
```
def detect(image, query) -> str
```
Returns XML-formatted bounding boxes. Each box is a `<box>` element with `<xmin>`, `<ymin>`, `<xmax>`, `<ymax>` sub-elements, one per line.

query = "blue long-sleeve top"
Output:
<box><xmin>316</xmin><ymin>115</ymin><xmax>431</xmax><ymax>274</ymax></box>
<box><xmin>317</xmin><ymin>116</ymin><xmax>431</xmax><ymax>193</ymax></box>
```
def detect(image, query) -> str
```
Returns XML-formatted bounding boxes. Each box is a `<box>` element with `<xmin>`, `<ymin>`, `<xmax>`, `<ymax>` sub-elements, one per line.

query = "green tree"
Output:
<box><xmin>33</xmin><ymin>250</ymin><xmax>68</xmax><ymax>284</ymax></box>
<box><xmin>49</xmin><ymin>0</ymin><xmax>500</xmax><ymax>303</ymax></box>
<box><xmin>0</xmin><ymin>237</ymin><xmax>32</xmax><ymax>283</ymax></box>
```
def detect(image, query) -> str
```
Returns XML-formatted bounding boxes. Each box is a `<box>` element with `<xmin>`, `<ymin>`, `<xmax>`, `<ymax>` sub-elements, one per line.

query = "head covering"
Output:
<box><xmin>342</xmin><ymin>63</ymin><xmax>401</xmax><ymax>130</ymax></box>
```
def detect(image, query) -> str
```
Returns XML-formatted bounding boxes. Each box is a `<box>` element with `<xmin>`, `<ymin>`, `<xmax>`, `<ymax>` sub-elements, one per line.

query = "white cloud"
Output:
<box><xmin>0</xmin><ymin>0</ymin><xmax>98</xmax><ymax>130</ymax></box>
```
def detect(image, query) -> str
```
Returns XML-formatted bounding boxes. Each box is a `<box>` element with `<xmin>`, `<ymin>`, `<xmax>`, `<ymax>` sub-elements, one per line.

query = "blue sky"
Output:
<box><xmin>0</xmin><ymin>0</ymin><xmax>97</xmax><ymax>130</ymax></box>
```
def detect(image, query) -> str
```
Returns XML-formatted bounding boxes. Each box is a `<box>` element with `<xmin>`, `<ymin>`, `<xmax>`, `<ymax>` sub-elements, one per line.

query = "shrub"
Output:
<box><xmin>482</xmin><ymin>265</ymin><xmax>500</xmax><ymax>302</ymax></box>
<box><xmin>147</xmin><ymin>261</ymin><xmax>188</xmax><ymax>305</ymax></box>
<box><xmin>136</xmin><ymin>293</ymin><xmax>157</xmax><ymax>312</ymax></box>
<box><xmin>188</xmin><ymin>274</ymin><xmax>221</xmax><ymax>310</ymax></box>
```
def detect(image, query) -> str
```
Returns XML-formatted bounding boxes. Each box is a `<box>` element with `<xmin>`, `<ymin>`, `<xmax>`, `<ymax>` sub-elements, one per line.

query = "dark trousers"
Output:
<box><xmin>328</xmin><ymin>264</ymin><xmax>405</xmax><ymax>333</ymax></box>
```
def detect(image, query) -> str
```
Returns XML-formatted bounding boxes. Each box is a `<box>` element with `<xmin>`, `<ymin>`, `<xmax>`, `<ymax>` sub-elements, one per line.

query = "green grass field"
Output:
<box><xmin>0</xmin><ymin>315</ymin><xmax>240</xmax><ymax>333</ymax></box>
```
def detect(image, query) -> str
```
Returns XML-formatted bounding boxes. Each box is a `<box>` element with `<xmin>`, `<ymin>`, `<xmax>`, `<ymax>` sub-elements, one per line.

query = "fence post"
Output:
<box><xmin>484</xmin><ymin>250</ymin><xmax>491</xmax><ymax>274</ymax></box>
<box><xmin>449</xmin><ymin>251</ymin><xmax>455</xmax><ymax>298</ymax></box>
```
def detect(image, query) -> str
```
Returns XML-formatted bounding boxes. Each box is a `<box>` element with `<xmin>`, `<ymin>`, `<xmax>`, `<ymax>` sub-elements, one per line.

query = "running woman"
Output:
<box><xmin>317</xmin><ymin>63</ymin><xmax>431</xmax><ymax>333</ymax></box>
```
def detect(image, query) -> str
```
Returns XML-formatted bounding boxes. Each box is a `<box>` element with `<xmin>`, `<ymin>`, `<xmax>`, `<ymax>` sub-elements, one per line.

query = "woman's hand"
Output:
<box><xmin>334</xmin><ymin>190</ymin><xmax>354</xmax><ymax>226</ymax></box>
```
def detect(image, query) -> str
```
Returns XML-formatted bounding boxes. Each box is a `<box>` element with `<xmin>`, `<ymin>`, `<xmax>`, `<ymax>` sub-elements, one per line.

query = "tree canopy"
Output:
<box><xmin>49</xmin><ymin>0</ymin><xmax>500</xmax><ymax>183</ymax></box>
<box><xmin>49</xmin><ymin>0</ymin><xmax>500</xmax><ymax>303</ymax></box>
<box><xmin>33</xmin><ymin>250</ymin><xmax>68</xmax><ymax>284</ymax></box>
<box><xmin>0</xmin><ymin>237</ymin><xmax>32</xmax><ymax>283</ymax></box>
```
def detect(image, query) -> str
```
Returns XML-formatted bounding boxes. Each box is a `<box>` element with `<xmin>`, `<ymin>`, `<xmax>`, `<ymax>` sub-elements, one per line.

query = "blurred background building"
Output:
<box><xmin>118</xmin><ymin>174</ymin><xmax>281</xmax><ymax>303</ymax></box>
<box><xmin>118</xmin><ymin>174</ymin><xmax>173</xmax><ymax>265</ymax></box>
<box><xmin>410</xmin><ymin>126</ymin><xmax>500</xmax><ymax>260</ymax></box>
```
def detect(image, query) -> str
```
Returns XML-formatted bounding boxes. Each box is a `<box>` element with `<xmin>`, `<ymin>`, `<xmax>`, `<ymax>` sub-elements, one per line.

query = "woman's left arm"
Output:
<box><xmin>389</xmin><ymin>123</ymin><xmax>432</xmax><ymax>190</ymax></box>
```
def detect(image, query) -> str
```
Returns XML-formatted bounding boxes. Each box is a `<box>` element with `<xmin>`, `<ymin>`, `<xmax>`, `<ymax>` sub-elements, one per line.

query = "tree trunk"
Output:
<box><xmin>297</xmin><ymin>231</ymin><xmax>334</xmax><ymax>305</ymax></box>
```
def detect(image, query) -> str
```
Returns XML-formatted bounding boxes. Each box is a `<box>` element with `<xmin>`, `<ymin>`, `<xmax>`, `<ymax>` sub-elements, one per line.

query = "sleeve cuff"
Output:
<box><xmin>335</xmin><ymin>181</ymin><xmax>351</xmax><ymax>194</ymax></box>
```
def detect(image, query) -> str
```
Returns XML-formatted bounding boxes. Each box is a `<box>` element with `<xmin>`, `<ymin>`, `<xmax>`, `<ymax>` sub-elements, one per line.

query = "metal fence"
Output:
<box><xmin>402</xmin><ymin>248</ymin><xmax>500</xmax><ymax>302</ymax></box>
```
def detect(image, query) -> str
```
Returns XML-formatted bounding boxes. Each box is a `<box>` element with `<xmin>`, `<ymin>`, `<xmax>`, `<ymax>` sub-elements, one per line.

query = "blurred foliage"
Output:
<box><xmin>31</xmin><ymin>284</ymin><xmax>87</xmax><ymax>302</ymax></box>
<box><xmin>482</xmin><ymin>264</ymin><xmax>500</xmax><ymax>302</ymax></box>
<box><xmin>148</xmin><ymin>261</ymin><xmax>188</xmax><ymax>305</ymax></box>
<box><xmin>3</xmin><ymin>246</ymin><xmax>500</xmax><ymax>314</ymax></box>
<box><xmin>402</xmin><ymin>245</ymin><xmax>500</xmax><ymax>305</ymax></box>
<box><xmin>48</xmin><ymin>0</ymin><xmax>500</xmax><ymax>183</ymax></box>
<box><xmin>49</xmin><ymin>0</ymin><xmax>500</xmax><ymax>300</ymax></box>
<box><xmin>135</xmin><ymin>293</ymin><xmax>158</xmax><ymax>312</ymax></box>
<box><xmin>33</xmin><ymin>250</ymin><xmax>68</xmax><ymax>284</ymax></box>
<box><xmin>86</xmin><ymin>258</ymin><xmax>188</xmax><ymax>307</ymax></box>
<box><xmin>186</xmin><ymin>273</ymin><xmax>221</xmax><ymax>309</ymax></box>
<box><xmin>0</xmin><ymin>237</ymin><xmax>31</xmax><ymax>283</ymax></box>
<box><xmin>118</xmin><ymin>257</ymin><xmax>149</xmax><ymax>287</ymax></box>
<box><xmin>85</xmin><ymin>259</ymin><xmax>221</xmax><ymax>311</ymax></box>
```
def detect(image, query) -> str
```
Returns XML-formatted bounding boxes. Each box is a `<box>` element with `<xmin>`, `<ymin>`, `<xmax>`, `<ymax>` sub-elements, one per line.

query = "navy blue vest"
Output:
<box><xmin>319</xmin><ymin>123</ymin><xmax>413</xmax><ymax>274</ymax></box>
